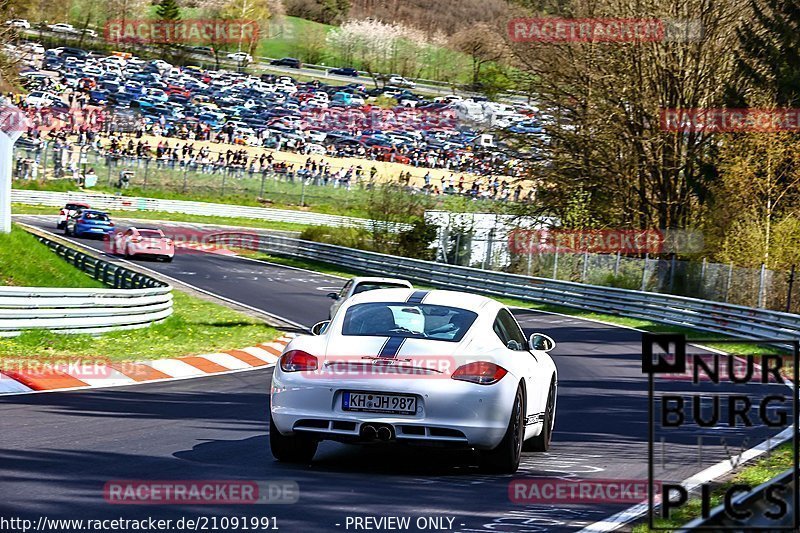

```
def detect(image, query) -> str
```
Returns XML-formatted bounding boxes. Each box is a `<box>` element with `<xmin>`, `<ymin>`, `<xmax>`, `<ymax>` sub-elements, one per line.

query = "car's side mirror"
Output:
<box><xmin>310</xmin><ymin>320</ymin><xmax>330</xmax><ymax>336</ymax></box>
<box><xmin>327</xmin><ymin>292</ymin><xmax>339</xmax><ymax>300</ymax></box>
<box><xmin>529</xmin><ymin>333</ymin><xmax>555</xmax><ymax>352</ymax></box>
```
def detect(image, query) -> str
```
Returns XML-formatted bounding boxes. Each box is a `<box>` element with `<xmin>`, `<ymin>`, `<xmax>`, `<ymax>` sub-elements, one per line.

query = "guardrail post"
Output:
<box><xmin>552</xmin><ymin>249</ymin><xmax>559</xmax><ymax>279</ymax></box>
<box><xmin>668</xmin><ymin>254</ymin><xmax>677</xmax><ymax>293</ymax></box>
<box><xmin>641</xmin><ymin>253</ymin><xmax>649</xmax><ymax>292</ymax></box>
<box><xmin>526</xmin><ymin>250</ymin><xmax>532</xmax><ymax>277</ymax></box>
<box><xmin>614</xmin><ymin>251</ymin><xmax>621</xmax><ymax>276</ymax></box>
<box><xmin>581</xmin><ymin>250</ymin><xmax>589</xmax><ymax>283</ymax></box>
<box><xmin>700</xmin><ymin>257</ymin><xmax>707</xmax><ymax>294</ymax></box>
<box><xmin>725</xmin><ymin>262</ymin><xmax>733</xmax><ymax>302</ymax></box>
<box><xmin>757</xmin><ymin>263</ymin><xmax>766</xmax><ymax>308</ymax></box>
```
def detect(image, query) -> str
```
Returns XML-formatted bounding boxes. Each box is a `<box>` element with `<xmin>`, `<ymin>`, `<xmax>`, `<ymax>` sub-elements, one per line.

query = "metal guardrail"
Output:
<box><xmin>679</xmin><ymin>468</ymin><xmax>796</xmax><ymax>530</ymax></box>
<box><xmin>209</xmin><ymin>232</ymin><xmax>800</xmax><ymax>342</ymax></box>
<box><xmin>11</xmin><ymin>189</ymin><xmax>412</xmax><ymax>231</ymax></box>
<box><xmin>0</xmin><ymin>230</ymin><xmax>173</xmax><ymax>336</ymax></box>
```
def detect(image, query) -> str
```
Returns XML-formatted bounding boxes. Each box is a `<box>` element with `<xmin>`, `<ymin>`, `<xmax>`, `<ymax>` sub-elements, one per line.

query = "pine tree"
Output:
<box><xmin>155</xmin><ymin>0</ymin><xmax>181</xmax><ymax>21</ymax></box>
<box><xmin>735</xmin><ymin>0</ymin><xmax>800</xmax><ymax>106</ymax></box>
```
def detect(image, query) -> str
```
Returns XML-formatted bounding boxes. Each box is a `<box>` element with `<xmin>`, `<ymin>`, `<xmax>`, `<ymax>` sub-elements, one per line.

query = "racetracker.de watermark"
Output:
<box><xmin>0</xmin><ymin>358</ymin><xmax>152</xmax><ymax>380</ymax></box>
<box><xmin>507</xmin><ymin>229</ymin><xmax>704</xmax><ymax>255</ymax></box>
<box><xmin>661</xmin><ymin>108</ymin><xmax>800</xmax><ymax>133</ymax></box>
<box><xmin>508</xmin><ymin>18</ymin><xmax>703</xmax><ymax>43</ymax></box>
<box><xmin>302</xmin><ymin>108</ymin><xmax>459</xmax><ymax>132</ymax></box>
<box><xmin>103</xmin><ymin>480</ymin><xmax>299</xmax><ymax>504</ymax></box>
<box><xmin>104</xmin><ymin>19</ymin><xmax>259</xmax><ymax>44</ymax></box>
<box><xmin>509</xmin><ymin>479</ymin><xmax>659</xmax><ymax>504</ymax></box>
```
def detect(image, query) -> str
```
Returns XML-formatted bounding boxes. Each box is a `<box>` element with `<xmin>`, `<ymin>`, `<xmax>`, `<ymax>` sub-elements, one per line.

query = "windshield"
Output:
<box><xmin>341</xmin><ymin>303</ymin><xmax>477</xmax><ymax>342</ymax></box>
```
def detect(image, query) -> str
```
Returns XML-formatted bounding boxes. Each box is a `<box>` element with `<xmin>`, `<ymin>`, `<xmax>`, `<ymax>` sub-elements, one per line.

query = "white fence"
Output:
<box><xmin>1</xmin><ymin>229</ymin><xmax>173</xmax><ymax>336</ymax></box>
<box><xmin>11</xmin><ymin>189</ymin><xmax>411</xmax><ymax>231</ymax></box>
<box><xmin>0</xmin><ymin>286</ymin><xmax>173</xmax><ymax>336</ymax></box>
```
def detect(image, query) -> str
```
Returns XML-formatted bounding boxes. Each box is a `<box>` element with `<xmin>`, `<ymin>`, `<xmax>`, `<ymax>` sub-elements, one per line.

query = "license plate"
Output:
<box><xmin>342</xmin><ymin>392</ymin><xmax>417</xmax><ymax>415</ymax></box>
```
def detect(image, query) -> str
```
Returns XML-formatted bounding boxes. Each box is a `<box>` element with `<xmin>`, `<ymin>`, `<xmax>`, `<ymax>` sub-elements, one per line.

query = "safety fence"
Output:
<box><xmin>1</xmin><ymin>229</ymin><xmax>172</xmax><ymax>336</ymax></box>
<box><xmin>208</xmin><ymin>232</ymin><xmax>800</xmax><ymax>342</ymax></box>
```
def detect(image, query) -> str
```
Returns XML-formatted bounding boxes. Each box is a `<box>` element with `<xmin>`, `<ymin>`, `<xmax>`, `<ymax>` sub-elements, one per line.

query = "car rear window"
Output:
<box><xmin>82</xmin><ymin>212</ymin><xmax>109</xmax><ymax>221</ymax></box>
<box><xmin>65</xmin><ymin>203</ymin><xmax>87</xmax><ymax>210</ymax></box>
<box><xmin>342</xmin><ymin>303</ymin><xmax>477</xmax><ymax>342</ymax></box>
<box><xmin>138</xmin><ymin>230</ymin><xmax>163</xmax><ymax>238</ymax></box>
<box><xmin>352</xmin><ymin>282</ymin><xmax>410</xmax><ymax>295</ymax></box>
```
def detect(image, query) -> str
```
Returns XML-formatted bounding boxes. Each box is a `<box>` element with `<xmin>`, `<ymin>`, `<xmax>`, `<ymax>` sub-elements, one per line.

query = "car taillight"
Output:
<box><xmin>280</xmin><ymin>350</ymin><xmax>318</xmax><ymax>372</ymax></box>
<box><xmin>109</xmin><ymin>221</ymin><xmax>115</xmax><ymax>226</ymax></box>
<box><xmin>452</xmin><ymin>362</ymin><xmax>507</xmax><ymax>385</ymax></box>
<box><xmin>60</xmin><ymin>209</ymin><xmax>66</xmax><ymax>215</ymax></box>
<box><xmin>130</xmin><ymin>237</ymin><xmax>141</xmax><ymax>243</ymax></box>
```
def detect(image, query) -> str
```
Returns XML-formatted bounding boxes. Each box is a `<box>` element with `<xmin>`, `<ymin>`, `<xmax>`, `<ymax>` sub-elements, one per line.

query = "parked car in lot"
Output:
<box><xmin>327</xmin><ymin>277</ymin><xmax>414</xmax><ymax>319</ymax></box>
<box><xmin>270</xmin><ymin>57</ymin><xmax>301</xmax><ymax>69</ymax></box>
<box><xmin>56</xmin><ymin>202</ymin><xmax>90</xmax><ymax>229</ymax></box>
<box><xmin>270</xmin><ymin>288</ymin><xmax>559</xmax><ymax>473</ymax></box>
<box><xmin>64</xmin><ymin>209</ymin><xmax>115</xmax><ymax>238</ymax></box>
<box><xmin>25</xmin><ymin>90</ymin><xmax>61</xmax><ymax>107</ymax></box>
<box><xmin>109</xmin><ymin>227</ymin><xmax>174</xmax><ymax>261</ymax></box>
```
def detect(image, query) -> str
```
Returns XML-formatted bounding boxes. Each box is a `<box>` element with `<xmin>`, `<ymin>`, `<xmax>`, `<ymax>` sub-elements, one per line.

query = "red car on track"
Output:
<box><xmin>109</xmin><ymin>227</ymin><xmax>174</xmax><ymax>261</ymax></box>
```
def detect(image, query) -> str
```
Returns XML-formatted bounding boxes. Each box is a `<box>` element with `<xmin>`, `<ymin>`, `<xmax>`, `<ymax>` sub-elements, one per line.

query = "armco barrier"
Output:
<box><xmin>209</xmin><ymin>232</ymin><xmax>800</xmax><ymax>342</ymax></box>
<box><xmin>679</xmin><ymin>468</ymin><xmax>796</xmax><ymax>530</ymax></box>
<box><xmin>11</xmin><ymin>189</ymin><xmax>411</xmax><ymax>231</ymax></box>
<box><xmin>0</xmin><ymin>230</ymin><xmax>173</xmax><ymax>336</ymax></box>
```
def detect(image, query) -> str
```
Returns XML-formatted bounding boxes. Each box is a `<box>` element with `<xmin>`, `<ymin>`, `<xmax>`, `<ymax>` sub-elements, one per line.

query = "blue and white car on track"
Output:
<box><xmin>64</xmin><ymin>209</ymin><xmax>115</xmax><ymax>238</ymax></box>
<box><xmin>270</xmin><ymin>288</ymin><xmax>558</xmax><ymax>473</ymax></box>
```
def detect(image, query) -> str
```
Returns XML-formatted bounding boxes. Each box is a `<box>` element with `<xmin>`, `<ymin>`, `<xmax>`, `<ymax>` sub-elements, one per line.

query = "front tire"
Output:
<box><xmin>479</xmin><ymin>385</ymin><xmax>524</xmax><ymax>474</ymax></box>
<box><xmin>270</xmin><ymin>413</ymin><xmax>318</xmax><ymax>463</ymax></box>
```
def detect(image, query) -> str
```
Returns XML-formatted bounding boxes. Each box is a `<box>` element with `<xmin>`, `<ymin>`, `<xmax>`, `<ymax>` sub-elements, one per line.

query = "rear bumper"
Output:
<box><xmin>74</xmin><ymin>226</ymin><xmax>113</xmax><ymax>236</ymax></box>
<box><xmin>270</xmin><ymin>370</ymin><xmax>516</xmax><ymax>449</ymax></box>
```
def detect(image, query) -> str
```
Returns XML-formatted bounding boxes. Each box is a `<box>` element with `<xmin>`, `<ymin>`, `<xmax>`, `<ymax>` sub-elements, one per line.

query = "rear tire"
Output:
<box><xmin>479</xmin><ymin>385</ymin><xmax>524</xmax><ymax>474</ymax></box>
<box><xmin>526</xmin><ymin>379</ymin><xmax>555</xmax><ymax>452</ymax></box>
<box><xmin>270</xmin><ymin>413</ymin><xmax>318</xmax><ymax>463</ymax></box>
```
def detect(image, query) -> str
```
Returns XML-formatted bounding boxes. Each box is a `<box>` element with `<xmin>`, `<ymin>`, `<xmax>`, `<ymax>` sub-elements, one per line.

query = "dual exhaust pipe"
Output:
<box><xmin>361</xmin><ymin>423</ymin><xmax>393</xmax><ymax>442</ymax></box>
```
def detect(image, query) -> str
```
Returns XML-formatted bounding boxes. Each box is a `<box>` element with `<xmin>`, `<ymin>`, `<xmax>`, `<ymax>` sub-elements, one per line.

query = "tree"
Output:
<box><xmin>450</xmin><ymin>23</ymin><xmax>505</xmax><ymax>87</ymax></box>
<box><xmin>733</xmin><ymin>0</ymin><xmax>800</xmax><ymax>106</ymax></box>
<box><xmin>155</xmin><ymin>0</ymin><xmax>181</xmax><ymax>21</ymax></box>
<box><xmin>293</xmin><ymin>24</ymin><xmax>327</xmax><ymax>64</ymax></box>
<box><xmin>709</xmin><ymin>132</ymin><xmax>800</xmax><ymax>268</ymax></box>
<box><xmin>221</xmin><ymin>0</ymin><xmax>271</xmax><ymax>54</ymax></box>
<box><xmin>505</xmin><ymin>0</ymin><xmax>742</xmax><ymax>230</ymax></box>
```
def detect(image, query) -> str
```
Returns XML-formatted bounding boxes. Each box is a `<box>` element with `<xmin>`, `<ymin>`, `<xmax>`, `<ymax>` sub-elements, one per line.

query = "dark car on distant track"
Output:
<box><xmin>270</xmin><ymin>57</ymin><xmax>302</xmax><ymax>69</ymax></box>
<box><xmin>328</xmin><ymin>67</ymin><xmax>359</xmax><ymax>77</ymax></box>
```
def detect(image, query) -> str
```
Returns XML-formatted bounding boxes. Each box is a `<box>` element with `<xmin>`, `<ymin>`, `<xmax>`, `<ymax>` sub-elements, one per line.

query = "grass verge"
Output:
<box><xmin>0</xmin><ymin>224</ymin><xmax>278</xmax><ymax>361</ymax></box>
<box><xmin>631</xmin><ymin>442</ymin><xmax>794</xmax><ymax>532</ymax></box>
<box><xmin>0</xmin><ymin>226</ymin><xmax>104</xmax><ymax>288</ymax></box>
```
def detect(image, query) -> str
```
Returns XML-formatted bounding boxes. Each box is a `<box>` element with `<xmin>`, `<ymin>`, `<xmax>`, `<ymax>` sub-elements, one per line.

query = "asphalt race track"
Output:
<box><xmin>0</xmin><ymin>216</ymin><xmax>791</xmax><ymax>533</ymax></box>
